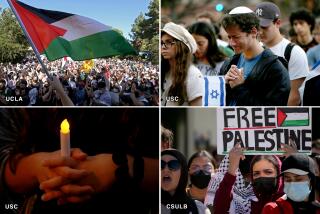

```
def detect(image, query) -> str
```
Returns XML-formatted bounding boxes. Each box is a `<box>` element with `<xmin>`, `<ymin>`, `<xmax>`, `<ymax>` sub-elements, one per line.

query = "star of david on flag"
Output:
<box><xmin>203</xmin><ymin>76</ymin><xmax>226</xmax><ymax>106</ymax></box>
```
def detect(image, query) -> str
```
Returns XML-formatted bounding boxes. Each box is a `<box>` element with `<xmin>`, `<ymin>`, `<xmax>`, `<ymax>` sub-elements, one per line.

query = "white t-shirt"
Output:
<box><xmin>269</xmin><ymin>38</ymin><xmax>309</xmax><ymax>80</ymax></box>
<box><xmin>162</xmin><ymin>64</ymin><xmax>203</xmax><ymax>106</ymax></box>
<box><xmin>195</xmin><ymin>61</ymin><xmax>224</xmax><ymax>76</ymax></box>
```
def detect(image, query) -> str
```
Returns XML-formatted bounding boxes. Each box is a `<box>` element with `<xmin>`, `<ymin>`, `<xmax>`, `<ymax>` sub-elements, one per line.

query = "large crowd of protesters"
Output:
<box><xmin>161</xmin><ymin>2</ymin><xmax>320</xmax><ymax>106</ymax></box>
<box><xmin>0</xmin><ymin>54</ymin><xmax>159</xmax><ymax>106</ymax></box>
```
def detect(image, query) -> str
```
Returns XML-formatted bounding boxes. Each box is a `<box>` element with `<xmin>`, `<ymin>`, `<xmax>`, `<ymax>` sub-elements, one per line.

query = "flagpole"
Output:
<box><xmin>6</xmin><ymin>0</ymin><xmax>51</xmax><ymax>78</ymax></box>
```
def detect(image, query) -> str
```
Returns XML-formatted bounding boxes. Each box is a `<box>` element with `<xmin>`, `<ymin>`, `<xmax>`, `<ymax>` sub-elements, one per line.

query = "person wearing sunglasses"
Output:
<box><xmin>161</xmin><ymin>22</ymin><xmax>203</xmax><ymax>106</ymax></box>
<box><xmin>161</xmin><ymin>149</ymin><xmax>211</xmax><ymax>214</ymax></box>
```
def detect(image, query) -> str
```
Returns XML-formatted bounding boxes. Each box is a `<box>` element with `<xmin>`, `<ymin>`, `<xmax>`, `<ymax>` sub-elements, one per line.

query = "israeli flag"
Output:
<box><xmin>203</xmin><ymin>76</ymin><xmax>226</xmax><ymax>106</ymax></box>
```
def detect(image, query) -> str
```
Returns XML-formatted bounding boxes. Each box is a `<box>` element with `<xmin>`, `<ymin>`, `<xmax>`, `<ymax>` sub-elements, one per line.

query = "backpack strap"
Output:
<box><xmin>277</xmin><ymin>56</ymin><xmax>289</xmax><ymax>70</ymax></box>
<box><xmin>284</xmin><ymin>42</ymin><xmax>295</xmax><ymax>63</ymax></box>
<box><xmin>275</xmin><ymin>201</ymin><xmax>284</xmax><ymax>214</ymax></box>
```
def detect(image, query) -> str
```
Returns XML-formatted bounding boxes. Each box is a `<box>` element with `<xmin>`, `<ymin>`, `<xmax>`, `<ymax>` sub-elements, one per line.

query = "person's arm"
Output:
<box><xmin>189</xmin><ymin>96</ymin><xmax>202</xmax><ymax>106</ymax></box>
<box><xmin>186</xmin><ymin>66</ymin><xmax>203</xmax><ymax>106</ymax></box>
<box><xmin>49</xmin><ymin>76</ymin><xmax>74</xmax><ymax>106</ymax></box>
<box><xmin>40</xmin><ymin>154</ymin><xmax>159</xmax><ymax>202</ymax></box>
<box><xmin>130</xmin><ymin>84</ymin><xmax>144</xmax><ymax>106</ymax></box>
<box><xmin>42</xmin><ymin>85</ymin><xmax>53</xmax><ymax>102</ymax></box>
<box><xmin>130</xmin><ymin>93</ymin><xmax>145</xmax><ymax>106</ymax></box>
<box><xmin>119</xmin><ymin>82</ymin><xmax>127</xmax><ymax>97</ymax></box>
<box><xmin>4</xmin><ymin>150</ymin><xmax>89</xmax><ymax>194</ymax></box>
<box><xmin>214</xmin><ymin>144</ymin><xmax>244</xmax><ymax>214</ymax></box>
<box><xmin>213</xmin><ymin>172</ymin><xmax>237</xmax><ymax>214</ymax></box>
<box><xmin>287</xmin><ymin>46</ymin><xmax>309</xmax><ymax>106</ymax></box>
<box><xmin>287</xmin><ymin>78</ymin><xmax>305</xmax><ymax>106</ymax></box>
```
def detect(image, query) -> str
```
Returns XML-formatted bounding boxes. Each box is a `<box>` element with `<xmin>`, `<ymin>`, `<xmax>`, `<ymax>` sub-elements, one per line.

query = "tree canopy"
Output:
<box><xmin>0</xmin><ymin>8</ymin><xmax>29</xmax><ymax>63</ymax></box>
<box><xmin>130</xmin><ymin>0</ymin><xmax>159</xmax><ymax>64</ymax></box>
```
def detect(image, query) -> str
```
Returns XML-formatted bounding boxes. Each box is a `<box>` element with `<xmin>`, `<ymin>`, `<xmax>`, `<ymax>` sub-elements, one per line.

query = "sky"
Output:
<box><xmin>0</xmin><ymin>0</ymin><xmax>151</xmax><ymax>39</ymax></box>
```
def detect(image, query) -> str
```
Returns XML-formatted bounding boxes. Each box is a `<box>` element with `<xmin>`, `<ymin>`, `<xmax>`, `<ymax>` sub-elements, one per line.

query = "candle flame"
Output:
<box><xmin>60</xmin><ymin>119</ymin><xmax>70</xmax><ymax>134</ymax></box>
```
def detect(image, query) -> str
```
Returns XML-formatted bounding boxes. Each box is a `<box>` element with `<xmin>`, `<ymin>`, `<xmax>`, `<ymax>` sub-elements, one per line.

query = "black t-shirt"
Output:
<box><xmin>293</xmin><ymin>37</ymin><xmax>319</xmax><ymax>53</ymax></box>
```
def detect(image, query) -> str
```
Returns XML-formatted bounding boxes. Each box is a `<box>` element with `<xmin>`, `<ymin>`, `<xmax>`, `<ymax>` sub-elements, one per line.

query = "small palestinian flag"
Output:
<box><xmin>9</xmin><ymin>0</ymin><xmax>137</xmax><ymax>61</ymax></box>
<box><xmin>277</xmin><ymin>108</ymin><xmax>310</xmax><ymax>127</ymax></box>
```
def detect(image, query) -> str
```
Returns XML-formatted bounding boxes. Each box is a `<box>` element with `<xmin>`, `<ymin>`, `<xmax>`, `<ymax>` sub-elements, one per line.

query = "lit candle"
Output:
<box><xmin>60</xmin><ymin>119</ymin><xmax>70</xmax><ymax>157</ymax></box>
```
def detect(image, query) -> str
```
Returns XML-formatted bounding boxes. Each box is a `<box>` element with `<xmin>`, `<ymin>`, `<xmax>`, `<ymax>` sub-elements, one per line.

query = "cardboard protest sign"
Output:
<box><xmin>217</xmin><ymin>107</ymin><xmax>312</xmax><ymax>155</ymax></box>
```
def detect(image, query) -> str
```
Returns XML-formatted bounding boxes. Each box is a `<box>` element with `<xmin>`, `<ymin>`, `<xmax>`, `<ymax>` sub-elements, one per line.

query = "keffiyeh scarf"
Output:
<box><xmin>204</xmin><ymin>155</ymin><xmax>258</xmax><ymax>214</ymax></box>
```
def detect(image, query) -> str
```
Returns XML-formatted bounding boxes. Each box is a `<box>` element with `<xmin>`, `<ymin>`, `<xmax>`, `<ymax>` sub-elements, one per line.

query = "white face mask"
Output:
<box><xmin>284</xmin><ymin>181</ymin><xmax>311</xmax><ymax>202</ymax></box>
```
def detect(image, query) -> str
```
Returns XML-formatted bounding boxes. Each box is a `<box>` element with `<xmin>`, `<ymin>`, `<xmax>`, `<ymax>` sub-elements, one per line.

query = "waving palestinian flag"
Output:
<box><xmin>9</xmin><ymin>0</ymin><xmax>137</xmax><ymax>61</ymax></box>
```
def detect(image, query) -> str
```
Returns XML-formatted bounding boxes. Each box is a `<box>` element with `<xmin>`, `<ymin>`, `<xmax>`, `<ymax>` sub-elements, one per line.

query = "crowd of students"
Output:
<box><xmin>161</xmin><ymin>125</ymin><xmax>320</xmax><ymax>214</ymax></box>
<box><xmin>0</xmin><ymin>55</ymin><xmax>159</xmax><ymax>106</ymax></box>
<box><xmin>161</xmin><ymin>2</ymin><xmax>320</xmax><ymax>106</ymax></box>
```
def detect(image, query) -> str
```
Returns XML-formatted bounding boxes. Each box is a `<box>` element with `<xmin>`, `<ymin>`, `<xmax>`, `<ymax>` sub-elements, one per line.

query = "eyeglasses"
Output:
<box><xmin>161</xmin><ymin>160</ymin><xmax>180</xmax><ymax>171</ymax></box>
<box><xmin>161</xmin><ymin>41</ymin><xmax>176</xmax><ymax>49</ymax></box>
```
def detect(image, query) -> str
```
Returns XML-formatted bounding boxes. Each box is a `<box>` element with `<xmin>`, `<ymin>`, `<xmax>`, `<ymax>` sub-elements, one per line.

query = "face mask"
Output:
<box><xmin>190</xmin><ymin>170</ymin><xmax>211</xmax><ymax>189</ymax></box>
<box><xmin>284</xmin><ymin>181</ymin><xmax>311</xmax><ymax>202</ymax></box>
<box><xmin>252</xmin><ymin>177</ymin><xmax>277</xmax><ymax>195</ymax></box>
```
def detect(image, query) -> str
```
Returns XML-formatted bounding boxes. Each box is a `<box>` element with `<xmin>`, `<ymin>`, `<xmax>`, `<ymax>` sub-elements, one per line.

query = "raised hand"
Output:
<box><xmin>228</xmin><ymin>143</ymin><xmax>245</xmax><ymax>176</ymax></box>
<box><xmin>280</xmin><ymin>138</ymin><xmax>298</xmax><ymax>158</ymax></box>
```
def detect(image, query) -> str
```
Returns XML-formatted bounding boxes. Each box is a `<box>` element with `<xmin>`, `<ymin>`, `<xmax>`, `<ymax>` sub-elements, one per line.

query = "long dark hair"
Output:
<box><xmin>188</xmin><ymin>22</ymin><xmax>226</xmax><ymax>68</ymax></box>
<box><xmin>161</xmin><ymin>33</ymin><xmax>191</xmax><ymax>105</ymax></box>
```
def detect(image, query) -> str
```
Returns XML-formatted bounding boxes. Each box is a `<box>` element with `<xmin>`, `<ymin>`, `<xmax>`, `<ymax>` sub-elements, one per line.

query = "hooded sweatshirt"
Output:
<box><xmin>161</xmin><ymin>149</ymin><xmax>199</xmax><ymax>214</ymax></box>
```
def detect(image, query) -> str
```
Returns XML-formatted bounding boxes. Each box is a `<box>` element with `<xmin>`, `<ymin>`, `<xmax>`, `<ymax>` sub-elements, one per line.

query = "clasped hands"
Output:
<box><xmin>225</xmin><ymin>65</ymin><xmax>245</xmax><ymax>88</ymax></box>
<box><xmin>37</xmin><ymin>148</ymin><xmax>96</xmax><ymax>205</ymax></box>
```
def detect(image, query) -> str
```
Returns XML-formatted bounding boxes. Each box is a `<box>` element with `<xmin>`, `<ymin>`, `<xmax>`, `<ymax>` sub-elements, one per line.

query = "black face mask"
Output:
<box><xmin>190</xmin><ymin>170</ymin><xmax>211</xmax><ymax>189</ymax></box>
<box><xmin>252</xmin><ymin>177</ymin><xmax>277</xmax><ymax>195</ymax></box>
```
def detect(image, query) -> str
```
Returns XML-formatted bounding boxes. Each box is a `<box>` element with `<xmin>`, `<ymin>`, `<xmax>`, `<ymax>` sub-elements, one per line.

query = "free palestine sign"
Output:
<box><xmin>217</xmin><ymin>107</ymin><xmax>312</xmax><ymax>155</ymax></box>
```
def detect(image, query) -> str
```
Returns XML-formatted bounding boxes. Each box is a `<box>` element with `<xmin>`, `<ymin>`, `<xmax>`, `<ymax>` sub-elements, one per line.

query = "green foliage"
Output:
<box><xmin>0</xmin><ymin>8</ymin><xmax>29</xmax><ymax>63</ymax></box>
<box><xmin>113</xmin><ymin>28</ymin><xmax>124</xmax><ymax>37</ymax></box>
<box><xmin>130</xmin><ymin>0</ymin><xmax>159</xmax><ymax>64</ymax></box>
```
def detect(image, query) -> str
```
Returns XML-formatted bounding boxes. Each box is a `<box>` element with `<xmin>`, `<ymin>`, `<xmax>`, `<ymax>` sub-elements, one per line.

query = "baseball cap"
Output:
<box><xmin>162</xmin><ymin>22</ymin><xmax>197</xmax><ymax>54</ymax></box>
<box><xmin>255</xmin><ymin>2</ymin><xmax>281</xmax><ymax>27</ymax></box>
<box><xmin>281</xmin><ymin>153</ymin><xmax>316</xmax><ymax>176</ymax></box>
